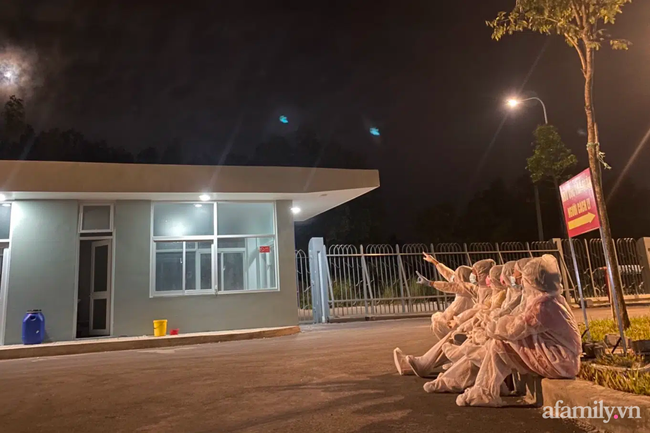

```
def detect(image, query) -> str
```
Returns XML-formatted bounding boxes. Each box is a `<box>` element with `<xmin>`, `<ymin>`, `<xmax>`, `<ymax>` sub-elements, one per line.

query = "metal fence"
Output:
<box><xmin>295</xmin><ymin>238</ymin><xmax>646</xmax><ymax>323</ymax></box>
<box><xmin>561</xmin><ymin>238</ymin><xmax>644</xmax><ymax>299</ymax></box>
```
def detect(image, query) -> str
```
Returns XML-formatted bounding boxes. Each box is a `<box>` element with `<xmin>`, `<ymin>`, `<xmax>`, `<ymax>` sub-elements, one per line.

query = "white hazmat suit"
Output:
<box><xmin>393</xmin><ymin>260</ymin><xmax>495</xmax><ymax>378</ymax></box>
<box><xmin>428</xmin><ymin>264</ymin><xmax>475</xmax><ymax>341</ymax></box>
<box><xmin>456</xmin><ymin>255</ymin><xmax>582</xmax><ymax>407</ymax></box>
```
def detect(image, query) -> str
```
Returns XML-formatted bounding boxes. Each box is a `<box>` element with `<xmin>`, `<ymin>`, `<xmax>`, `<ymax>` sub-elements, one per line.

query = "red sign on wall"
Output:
<box><xmin>559</xmin><ymin>168</ymin><xmax>601</xmax><ymax>238</ymax></box>
<box><xmin>259</xmin><ymin>246</ymin><xmax>271</xmax><ymax>253</ymax></box>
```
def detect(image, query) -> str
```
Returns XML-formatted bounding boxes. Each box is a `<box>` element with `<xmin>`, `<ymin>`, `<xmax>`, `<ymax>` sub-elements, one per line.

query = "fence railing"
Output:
<box><xmin>295</xmin><ymin>238</ymin><xmax>646</xmax><ymax>323</ymax></box>
<box><xmin>562</xmin><ymin>238</ymin><xmax>644</xmax><ymax>299</ymax></box>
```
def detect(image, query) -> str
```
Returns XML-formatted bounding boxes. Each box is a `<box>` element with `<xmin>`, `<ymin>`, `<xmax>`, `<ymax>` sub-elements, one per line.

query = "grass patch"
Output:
<box><xmin>593</xmin><ymin>353</ymin><xmax>644</xmax><ymax>368</ymax></box>
<box><xmin>579</xmin><ymin>316</ymin><xmax>650</xmax><ymax>343</ymax></box>
<box><xmin>579</xmin><ymin>362</ymin><xmax>650</xmax><ymax>396</ymax></box>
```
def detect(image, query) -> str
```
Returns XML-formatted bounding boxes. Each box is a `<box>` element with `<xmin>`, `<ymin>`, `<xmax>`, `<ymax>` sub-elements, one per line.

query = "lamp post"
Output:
<box><xmin>507</xmin><ymin>96</ymin><xmax>548</xmax><ymax>241</ymax></box>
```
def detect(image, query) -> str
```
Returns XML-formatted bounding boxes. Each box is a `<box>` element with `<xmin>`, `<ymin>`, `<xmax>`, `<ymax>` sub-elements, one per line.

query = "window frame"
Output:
<box><xmin>79</xmin><ymin>203</ymin><xmax>114</xmax><ymax>234</ymax></box>
<box><xmin>149</xmin><ymin>201</ymin><xmax>279</xmax><ymax>297</ymax></box>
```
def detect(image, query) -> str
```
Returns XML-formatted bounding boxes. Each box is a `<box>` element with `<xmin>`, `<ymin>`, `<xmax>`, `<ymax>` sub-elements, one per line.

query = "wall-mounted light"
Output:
<box><xmin>0</xmin><ymin>194</ymin><xmax>6</xmax><ymax>202</ymax></box>
<box><xmin>199</xmin><ymin>194</ymin><xmax>210</xmax><ymax>202</ymax></box>
<box><xmin>291</xmin><ymin>207</ymin><xmax>301</xmax><ymax>215</ymax></box>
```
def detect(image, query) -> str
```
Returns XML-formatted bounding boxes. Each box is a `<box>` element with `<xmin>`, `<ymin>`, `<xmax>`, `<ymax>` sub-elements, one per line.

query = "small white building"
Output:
<box><xmin>0</xmin><ymin>160</ymin><xmax>379</xmax><ymax>344</ymax></box>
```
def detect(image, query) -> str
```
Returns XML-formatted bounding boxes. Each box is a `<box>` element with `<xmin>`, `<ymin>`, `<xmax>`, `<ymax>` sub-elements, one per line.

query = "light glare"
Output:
<box><xmin>507</xmin><ymin>98</ymin><xmax>520</xmax><ymax>108</ymax></box>
<box><xmin>291</xmin><ymin>207</ymin><xmax>301</xmax><ymax>215</ymax></box>
<box><xmin>199</xmin><ymin>194</ymin><xmax>210</xmax><ymax>202</ymax></box>
<box><xmin>0</xmin><ymin>194</ymin><xmax>6</xmax><ymax>202</ymax></box>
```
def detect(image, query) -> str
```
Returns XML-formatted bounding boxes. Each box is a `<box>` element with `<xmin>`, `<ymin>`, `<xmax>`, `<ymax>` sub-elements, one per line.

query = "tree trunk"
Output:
<box><xmin>534</xmin><ymin>183</ymin><xmax>544</xmax><ymax>241</ymax></box>
<box><xmin>583</xmin><ymin>45</ymin><xmax>631</xmax><ymax>329</ymax></box>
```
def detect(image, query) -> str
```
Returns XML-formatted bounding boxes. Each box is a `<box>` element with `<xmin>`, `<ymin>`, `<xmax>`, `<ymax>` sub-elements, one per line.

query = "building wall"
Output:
<box><xmin>4</xmin><ymin>201</ymin><xmax>78</xmax><ymax>344</ymax></box>
<box><xmin>112</xmin><ymin>200</ymin><xmax>298</xmax><ymax>337</ymax></box>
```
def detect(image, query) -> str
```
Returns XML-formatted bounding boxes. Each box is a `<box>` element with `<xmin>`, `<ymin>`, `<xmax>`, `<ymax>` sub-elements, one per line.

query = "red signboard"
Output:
<box><xmin>259</xmin><ymin>246</ymin><xmax>271</xmax><ymax>253</ymax></box>
<box><xmin>559</xmin><ymin>168</ymin><xmax>601</xmax><ymax>238</ymax></box>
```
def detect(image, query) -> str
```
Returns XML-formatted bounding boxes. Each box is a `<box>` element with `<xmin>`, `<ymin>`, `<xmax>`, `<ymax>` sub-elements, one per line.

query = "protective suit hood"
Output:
<box><xmin>514</xmin><ymin>258</ymin><xmax>533</xmax><ymax>275</ymax></box>
<box><xmin>472</xmin><ymin>259</ymin><xmax>495</xmax><ymax>286</ymax></box>
<box><xmin>501</xmin><ymin>261</ymin><xmax>516</xmax><ymax>288</ymax></box>
<box><xmin>522</xmin><ymin>255</ymin><xmax>562</xmax><ymax>296</ymax></box>
<box><xmin>455</xmin><ymin>266</ymin><xmax>473</xmax><ymax>283</ymax></box>
<box><xmin>488</xmin><ymin>265</ymin><xmax>506</xmax><ymax>292</ymax></box>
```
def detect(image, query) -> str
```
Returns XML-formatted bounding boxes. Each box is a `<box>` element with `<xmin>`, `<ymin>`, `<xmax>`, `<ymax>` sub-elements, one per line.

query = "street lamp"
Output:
<box><xmin>506</xmin><ymin>96</ymin><xmax>549</xmax><ymax>241</ymax></box>
<box><xmin>506</xmin><ymin>97</ymin><xmax>548</xmax><ymax>125</ymax></box>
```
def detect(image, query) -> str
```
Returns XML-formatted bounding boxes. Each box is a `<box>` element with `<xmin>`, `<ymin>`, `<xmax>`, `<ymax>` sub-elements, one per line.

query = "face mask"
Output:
<box><xmin>510</xmin><ymin>275</ymin><xmax>522</xmax><ymax>289</ymax></box>
<box><xmin>469</xmin><ymin>273</ymin><xmax>477</xmax><ymax>284</ymax></box>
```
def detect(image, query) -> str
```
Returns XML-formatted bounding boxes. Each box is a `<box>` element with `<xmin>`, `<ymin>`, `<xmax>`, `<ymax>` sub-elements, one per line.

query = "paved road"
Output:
<box><xmin>0</xmin><ymin>319</ymin><xmax>588</xmax><ymax>432</ymax></box>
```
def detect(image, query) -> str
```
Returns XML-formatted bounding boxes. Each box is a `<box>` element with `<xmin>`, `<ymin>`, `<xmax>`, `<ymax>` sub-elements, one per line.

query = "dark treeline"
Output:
<box><xmin>2</xmin><ymin>96</ymin><xmax>648</xmax><ymax>248</ymax></box>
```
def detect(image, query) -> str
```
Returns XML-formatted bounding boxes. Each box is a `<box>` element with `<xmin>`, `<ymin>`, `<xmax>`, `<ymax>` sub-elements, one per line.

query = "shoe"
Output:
<box><xmin>393</xmin><ymin>348</ymin><xmax>412</xmax><ymax>376</ymax></box>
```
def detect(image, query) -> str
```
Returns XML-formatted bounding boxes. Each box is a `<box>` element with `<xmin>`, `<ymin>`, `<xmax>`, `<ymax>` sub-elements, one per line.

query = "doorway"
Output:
<box><xmin>76</xmin><ymin>239</ymin><xmax>112</xmax><ymax>337</ymax></box>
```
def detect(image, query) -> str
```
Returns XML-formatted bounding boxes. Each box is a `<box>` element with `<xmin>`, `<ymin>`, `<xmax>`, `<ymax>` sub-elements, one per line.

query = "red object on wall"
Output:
<box><xmin>259</xmin><ymin>246</ymin><xmax>271</xmax><ymax>253</ymax></box>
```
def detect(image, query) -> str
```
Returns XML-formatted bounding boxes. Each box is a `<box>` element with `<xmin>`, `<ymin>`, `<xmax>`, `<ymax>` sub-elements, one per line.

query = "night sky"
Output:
<box><xmin>0</xmin><ymin>1</ymin><xmax>649</xmax><ymax>240</ymax></box>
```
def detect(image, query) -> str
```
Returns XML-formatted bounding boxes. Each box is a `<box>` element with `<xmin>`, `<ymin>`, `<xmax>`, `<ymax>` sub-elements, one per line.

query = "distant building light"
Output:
<box><xmin>279</xmin><ymin>115</ymin><xmax>289</xmax><ymax>124</ymax></box>
<box><xmin>2</xmin><ymin>203</ymin><xmax>10</xmax><ymax>208</ymax></box>
<box><xmin>194</xmin><ymin>204</ymin><xmax>202</xmax><ymax>208</ymax></box>
<box><xmin>369</xmin><ymin>127</ymin><xmax>380</xmax><ymax>136</ymax></box>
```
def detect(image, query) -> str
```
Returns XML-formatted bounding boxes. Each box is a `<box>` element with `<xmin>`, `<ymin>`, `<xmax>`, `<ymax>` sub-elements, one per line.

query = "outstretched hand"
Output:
<box><xmin>416</xmin><ymin>271</ymin><xmax>431</xmax><ymax>286</ymax></box>
<box><xmin>422</xmin><ymin>253</ymin><xmax>439</xmax><ymax>266</ymax></box>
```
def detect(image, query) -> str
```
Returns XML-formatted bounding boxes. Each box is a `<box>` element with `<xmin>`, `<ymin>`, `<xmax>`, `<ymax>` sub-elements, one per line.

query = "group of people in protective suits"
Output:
<box><xmin>393</xmin><ymin>254</ymin><xmax>582</xmax><ymax>407</ymax></box>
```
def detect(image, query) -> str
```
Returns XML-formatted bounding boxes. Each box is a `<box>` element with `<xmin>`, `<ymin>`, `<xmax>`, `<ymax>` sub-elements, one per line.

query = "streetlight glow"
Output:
<box><xmin>506</xmin><ymin>98</ymin><xmax>520</xmax><ymax>108</ymax></box>
<box><xmin>505</xmin><ymin>96</ymin><xmax>548</xmax><ymax>124</ymax></box>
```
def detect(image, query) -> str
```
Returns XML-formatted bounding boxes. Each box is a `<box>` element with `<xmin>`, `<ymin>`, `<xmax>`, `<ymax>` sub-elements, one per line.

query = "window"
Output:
<box><xmin>151</xmin><ymin>202</ymin><xmax>278</xmax><ymax>296</ymax></box>
<box><xmin>80</xmin><ymin>204</ymin><xmax>113</xmax><ymax>233</ymax></box>
<box><xmin>155</xmin><ymin>241</ymin><xmax>213</xmax><ymax>292</ymax></box>
<box><xmin>0</xmin><ymin>204</ymin><xmax>11</xmax><ymax>240</ymax></box>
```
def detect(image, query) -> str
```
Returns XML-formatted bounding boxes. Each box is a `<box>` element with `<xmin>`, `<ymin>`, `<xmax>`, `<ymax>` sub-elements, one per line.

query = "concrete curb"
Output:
<box><xmin>541</xmin><ymin>378</ymin><xmax>650</xmax><ymax>433</ymax></box>
<box><xmin>0</xmin><ymin>326</ymin><xmax>300</xmax><ymax>360</ymax></box>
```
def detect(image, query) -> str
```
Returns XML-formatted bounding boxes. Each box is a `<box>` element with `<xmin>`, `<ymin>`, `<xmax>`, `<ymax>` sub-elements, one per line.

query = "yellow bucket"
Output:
<box><xmin>153</xmin><ymin>319</ymin><xmax>168</xmax><ymax>337</ymax></box>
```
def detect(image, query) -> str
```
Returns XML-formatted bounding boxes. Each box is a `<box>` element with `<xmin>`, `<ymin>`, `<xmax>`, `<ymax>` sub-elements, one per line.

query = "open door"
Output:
<box><xmin>89</xmin><ymin>240</ymin><xmax>111</xmax><ymax>336</ymax></box>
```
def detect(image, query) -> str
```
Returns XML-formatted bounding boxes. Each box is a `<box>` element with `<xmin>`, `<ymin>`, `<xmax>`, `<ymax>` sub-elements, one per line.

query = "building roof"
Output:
<box><xmin>0</xmin><ymin>160</ymin><xmax>380</xmax><ymax>221</ymax></box>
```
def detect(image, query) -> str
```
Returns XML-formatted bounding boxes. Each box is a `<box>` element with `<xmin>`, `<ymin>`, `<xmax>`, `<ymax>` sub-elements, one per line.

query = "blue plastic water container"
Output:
<box><xmin>22</xmin><ymin>310</ymin><xmax>45</xmax><ymax>345</ymax></box>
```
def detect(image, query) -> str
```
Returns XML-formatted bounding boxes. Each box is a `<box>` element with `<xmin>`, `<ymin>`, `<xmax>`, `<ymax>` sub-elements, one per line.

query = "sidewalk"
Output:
<box><xmin>0</xmin><ymin>325</ymin><xmax>300</xmax><ymax>360</ymax></box>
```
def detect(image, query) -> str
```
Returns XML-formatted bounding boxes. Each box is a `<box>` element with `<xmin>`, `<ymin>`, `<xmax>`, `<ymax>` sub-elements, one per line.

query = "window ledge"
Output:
<box><xmin>151</xmin><ymin>290</ymin><xmax>216</xmax><ymax>298</ymax></box>
<box><xmin>217</xmin><ymin>288</ymin><xmax>280</xmax><ymax>295</ymax></box>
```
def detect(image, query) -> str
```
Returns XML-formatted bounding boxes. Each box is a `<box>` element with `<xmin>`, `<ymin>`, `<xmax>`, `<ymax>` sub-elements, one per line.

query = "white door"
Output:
<box><xmin>0</xmin><ymin>248</ymin><xmax>10</xmax><ymax>345</ymax></box>
<box><xmin>89</xmin><ymin>240</ymin><xmax>112</xmax><ymax>336</ymax></box>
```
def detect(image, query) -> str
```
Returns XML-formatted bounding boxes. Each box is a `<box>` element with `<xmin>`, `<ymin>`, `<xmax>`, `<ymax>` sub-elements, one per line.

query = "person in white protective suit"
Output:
<box><xmin>490</xmin><ymin>258</ymin><xmax>531</xmax><ymax>320</ymax></box>
<box><xmin>446</xmin><ymin>259</ymin><xmax>497</xmax><ymax>330</ymax></box>
<box><xmin>423</xmin><ymin>259</ymin><xmax>537</xmax><ymax>394</ymax></box>
<box><xmin>423</xmin><ymin>263</ymin><xmax>521</xmax><ymax>393</ymax></box>
<box><xmin>455</xmin><ymin>254</ymin><xmax>581</xmax><ymax>407</ymax></box>
<box><xmin>393</xmin><ymin>262</ymin><xmax>474</xmax><ymax>376</ymax></box>
<box><xmin>392</xmin><ymin>259</ymin><xmax>495</xmax><ymax>377</ymax></box>
<box><xmin>441</xmin><ymin>264</ymin><xmax>508</xmax><ymax>365</ymax></box>
<box><xmin>421</xmin><ymin>253</ymin><xmax>475</xmax><ymax>342</ymax></box>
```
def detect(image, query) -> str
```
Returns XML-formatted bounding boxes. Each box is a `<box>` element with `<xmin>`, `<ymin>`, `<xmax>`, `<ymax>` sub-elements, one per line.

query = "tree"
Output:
<box><xmin>527</xmin><ymin>124</ymin><xmax>578</xmax><ymax>231</ymax></box>
<box><xmin>488</xmin><ymin>0</ymin><xmax>632</xmax><ymax>328</ymax></box>
<box><xmin>1</xmin><ymin>95</ymin><xmax>27</xmax><ymax>145</ymax></box>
